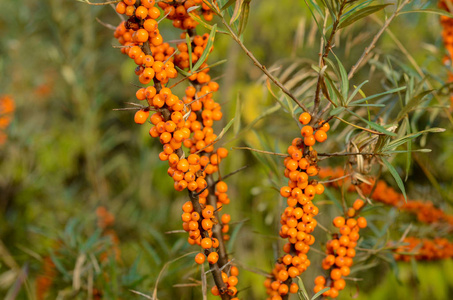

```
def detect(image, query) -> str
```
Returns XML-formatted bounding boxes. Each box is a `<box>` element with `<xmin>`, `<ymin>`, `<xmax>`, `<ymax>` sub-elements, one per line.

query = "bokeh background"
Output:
<box><xmin>1</xmin><ymin>0</ymin><xmax>453</xmax><ymax>299</ymax></box>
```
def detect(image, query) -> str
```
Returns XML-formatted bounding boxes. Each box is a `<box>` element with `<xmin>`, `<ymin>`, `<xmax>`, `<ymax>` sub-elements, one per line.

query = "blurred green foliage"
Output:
<box><xmin>1</xmin><ymin>0</ymin><xmax>453</xmax><ymax>299</ymax></box>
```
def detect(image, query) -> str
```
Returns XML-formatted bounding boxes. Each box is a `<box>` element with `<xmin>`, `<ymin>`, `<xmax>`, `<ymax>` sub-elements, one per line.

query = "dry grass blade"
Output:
<box><xmin>130</xmin><ymin>289</ymin><xmax>153</xmax><ymax>299</ymax></box>
<box><xmin>72</xmin><ymin>253</ymin><xmax>86</xmax><ymax>290</ymax></box>
<box><xmin>201</xmin><ymin>263</ymin><xmax>207</xmax><ymax>300</ymax></box>
<box><xmin>152</xmin><ymin>251</ymin><xmax>198</xmax><ymax>300</ymax></box>
<box><xmin>333</xmin><ymin>116</ymin><xmax>385</xmax><ymax>135</ymax></box>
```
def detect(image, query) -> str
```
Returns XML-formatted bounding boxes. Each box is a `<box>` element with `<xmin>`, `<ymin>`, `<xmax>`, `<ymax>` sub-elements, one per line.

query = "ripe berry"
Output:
<box><xmin>195</xmin><ymin>253</ymin><xmax>205</xmax><ymax>264</ymax></box>
<box><xmin>134</xmin><ymin>109</ymin><xmax>149</xmax><ymax>124</ymax></box>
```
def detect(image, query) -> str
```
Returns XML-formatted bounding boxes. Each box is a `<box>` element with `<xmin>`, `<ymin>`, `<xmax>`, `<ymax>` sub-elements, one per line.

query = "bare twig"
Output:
<box><xmin>347</xmin><ymin>0</ymin><xmax>412</xmax><ymax>80</ymax></box>
<box><xmin>216</xmin><ymin>12</ymin><xmax>308</xmax><ymax>112</ymax></box>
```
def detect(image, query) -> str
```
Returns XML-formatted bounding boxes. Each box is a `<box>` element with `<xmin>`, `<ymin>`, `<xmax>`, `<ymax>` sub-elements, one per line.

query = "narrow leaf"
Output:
<box><xmin>230</xmin><ymin>0</ymin><xmax>244</xmax><ymax>24</ymax></box>
<box><xmin>339</xmin><ymin>4</ymin><xmax>393</xmax><ymax>29</ymax></box>
<box><xmin>192</xmin><ymin>24</ymin><xmax>217</xmax><ymax>72</ymax></box>
<box><xmin>311</xmin><ymin>287</ymin><xmax>331</xmax><ymax>300</ymax></box>
<box><xmin>382</xmin><ymin>157</ymin><xmax>407</xmax><ymax>202</ymax></box>
<box><xmin>347</xmin><ymin>109</ymin><xmax>397</xmax><ymax>136</ymax></box>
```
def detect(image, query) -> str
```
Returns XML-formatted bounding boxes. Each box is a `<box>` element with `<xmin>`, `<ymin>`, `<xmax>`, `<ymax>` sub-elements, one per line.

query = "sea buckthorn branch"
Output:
<box><xmin>0</xmin><ymin>95</ymin><xmax>15</xmax><ymax>146</ymax></box>
<box><xmin>318</xmin><ymin>167</ymin><xmax>453</xmax><ymax>228</ymax></box>
<box><xmin>111</xmin><ymin>0</ymin><xmax>239</xmax><ymax>298</ymax></box>
<box><xmin>393</xmin><ymin>236</ymin><xmax>453</xmax><ymax>261</ymax></box>
<box><xmin>264</xmin><ymin>113</ymin><xmax>330</xmax><ymax>300</ymax></box>
<box><xmin>313</xmin><ymin>205</ymin><xmax>367</xmax><ymax>299</ymax></box>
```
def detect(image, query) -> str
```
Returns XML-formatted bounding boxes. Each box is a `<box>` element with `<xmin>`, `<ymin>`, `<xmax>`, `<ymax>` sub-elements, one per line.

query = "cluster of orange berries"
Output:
<box><xmin>0</xmin><ymin>95</ymin><xmax>15</xmax><ymax>145</ymax></box>
<box><xmin>314</xmin><ymin>200</ymin><xmax>367</xmax><ymax>298</ymax></box>
<box><xmin>318</xmin><ymin>167</ymin><xmax>453</xmax><ymax>228</ymax></box>
<box><xmin>36</xmin><ymin>256</ymin><xmax>56</xmax><ymax>300</ymax></box>
<box><xmin>210</xmin><ymin>265</ymin><xmax>240</xmax><ymax>300</ymax></box>
<box><xmin>114</xmin><ymin>0</ymin><xmax>177</xmax><ymax>85</ymax></box>
<box><xmin>265</xmin><ymin>113</ymin><xmax>329</xmax><ymax>300</ymax></box>
<box><xmin>157</xmin><ymin>0</ymin><xmax>213</xmax><ymax>29</ymax></box>
<box><xmin>96</xmin><ymin>206</ymin><xmax>121</xmax><ymax>262</ymax></box>
<box><xmin>393</xmin><ymin>236</ymin><xmax>453</xmax><ymax>261</ymax></box>
<box><xmin>113</xmin><ymin>1</ymin><xmax>237</xmax><ymax>298</ymax></box>
<box><xmin>298</xmin><ymin>112</ymin><xmax>330</xmax><ymax>146</ymax></box>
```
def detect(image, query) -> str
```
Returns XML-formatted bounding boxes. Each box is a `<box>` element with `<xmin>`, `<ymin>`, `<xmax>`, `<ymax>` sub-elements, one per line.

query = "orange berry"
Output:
<box><xmin>333</xmin><ymin>216</ymin><xmax>345</xmax><ymax>228</ymax></box>
<box><xmin>216</xmin><ymin>181</ymin><xmax>228</xmax><ymax>193</ymax></box>
<box><xmin>135</xmin><ymin>6</ymin><xmax>148</xmax><ymax>19</ymax></box>
<box><xmin>301</xmin><ymin>125</ymin><xmax>313</xmax><ymax>137</ymax></box>
<box><xmin>195</xmin><ymin>252</ymin><xmax>205</xmax><ymax>264</ymax></box>
<box><xmin>228</xmin><ymin>276</ymin><xmax>238</xmax><ymax>287</ymax></box>
<box><xmin>357</xmin><ymin>217</ymin><xmax>367</xmax><ymax>228</ymax></box>
<box><xmin>221</xmin><ymin>214</ymin><xmax>231</xmax><ymax>224</ymax></box>
<box><xmin>330</xmin><ymin>268</ymin><xmax>342</xmax><ymax>280</ymax></box>
<box><xmin>134</xmin><ymin>109</ymin><xmax>149</xmax><ymax>124</ymax></box>
<box><xmin>201</xmin><ymin>238</ymin><xmax>212</xmax><ymax>249</ymax></box>
<box><xmin>340</xmin><ymin>266</ymin><xmax>350</xmax><ymax>276</ymax></box>
<box><xmin>289</xmin><ymin>282</ymin><xmax>299</xmax><ymax>294</ymax></box>
<box><xmin>211</xmin><ymin>285</ymin><xmax>220</xmax><ymax>296</ymax></box>
<box><xmin>278</xmin><ymin>283</ymin><xmax>289</xmax><ymax>295</ymax></box>
<box><xmin>304</xmin><ymin>135</ymin><xmax>316</xmax><ymax>146</ymax></box>
<box><xmin>314</xmin><ymin>130</ymin><xmax>327</xmax><ymax>143</ymax></box>
<box><xmin>353</xmin><ymin>199</ymin><xmax>365</xmax><ymax>210</ymax></box>
<box><xmin>207</xmin><ymin>251</ymin><xmax>219</xmax><ymax>264</ymax></box>
<box><xmin>314</xmin><ymin>275</ymin><xmax>326</xmax><ymax>286</ymax></box>
<box><xmin>287</xmin><ymin>266</ymin><xmax>300</xmax><ymax>278</ymax></box>
<box><xmin>299</xmin><ymin>112</ymin><xmax>311</xmax><ymax>125</ymax></box>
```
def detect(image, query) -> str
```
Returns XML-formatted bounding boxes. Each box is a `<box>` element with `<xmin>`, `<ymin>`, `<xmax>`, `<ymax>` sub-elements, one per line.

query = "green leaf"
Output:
<box><xmin>215</xmin><ymin>118</ymin><xmax>235</xmax><ymax>142</ymax></box>
<box><xmin>347</xmin><ymin>80</ymin><xmax>369</xmax><ymax>104</ymax></box>
<box><xmin>332</xmin><ymin>52</ymin><xmax>349</xmax><ymax>101</ymax></box>
<box><xmin>230</xmin><ymin>0</ymin><xmax>244</xmax><ymax>24</ymax></box>
<box><xmin>382</xmin><ymin>157</ymin><xmax>407</xmax><ymax>202</ymax></box>
<box><xmin>185</xmin><ymin>33</ymin><xmax>193</xmax><ymax>70</ymax></box>
<box><xmin>329</xmin><ymin>106</ymin><xmax>345</xmax><ymax>116</ymax></box>
<box><xmin>339</xmin><ymin>4</ymin><xmax>393</xmax><ymax>29</ymax></box>
<box><xmin>349</xmin><ymin>86</ymin><xmax>406</xmax><ymax>105</ymax></box>
<box><xmin>382</xmin><ymin>128</ymin><xmax>445</xmax><ymax>151</ymax></box>
<box><xmin>297</xmin><ymin>276</ymin><xmax>310</xmax><ymax>300</ymax></box>
<box><xmin>398</xmin><ymin>8</ymin><xmax>453</xmax><ymax>19</ymax></box>
<box><xmin>192</xmin><ymin>24</ymin><xmax>217</xmax><ymax>72</ymax></box>
<box><xmin>175</xmin><ymin>65</ymin><xmax>191</xmax><ymax>76</ymax></box>
<box><xmin>221</xmin><ymin>0</ymin><xmax>236</xmax><ymax>11</ymax></box>
<box><xmin>395</xmin><ymin>90</ymin><xmax>433</xmax><ymax>122</ymax></box>
<box><xmin>312</xmin><ymin>287</ymin><xmax>331</xmax><ymax>300</ymax></box>
<box><xmin>237</xmin><ymin>0</ymin><xmax>251</xmax><ymax>36</ymax></box>
<box><xmin>347</xmin><ymin>109</ymin><xmax>397</xmax><ymax>136</ymax></box>
<box><xmin>188</xmin><ymin>12</ymin><xmax>228</xmax><ymax>34</ymax></box>
<box><xmin>227</xmin><ymin>220</ymin><xmax>245</xmax><ymax>253</ymax></box>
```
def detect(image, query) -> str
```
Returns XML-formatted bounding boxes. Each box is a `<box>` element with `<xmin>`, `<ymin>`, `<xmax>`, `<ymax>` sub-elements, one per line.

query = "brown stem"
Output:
<box><xmin>312</xmin><ymin>0</ymin><xmax>347</xmax><ymax>118</ymax></box>
<box><xmin>347</xmin><ymin>0</ymin><xmax>411</xmax><ymax>80</ymax></box>
<box><xmin>207</xmin><ymin>175</ymin><xmax>229</xmax><ymax>269</ymax></box>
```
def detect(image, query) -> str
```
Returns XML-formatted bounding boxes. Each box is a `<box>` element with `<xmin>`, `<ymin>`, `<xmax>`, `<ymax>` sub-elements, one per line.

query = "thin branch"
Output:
<box><xmin>232</xmin><ymin>146</ymin><xmax>289</xmax><ymax>157</ymax></box>
<box><xmin>78</xmin><ymin>0</ymin><xmax>121</xmax><ymax>5</ymax></box>
<box><xmin>347</xmin><ymin>0</ymin><xmax>412</xmax><ymax>80</ymax></box>
<box><xmin>312</xmin><ymin>0</ymin><xmax>347</xmax><ymax>117</ymax></box>
<box><xmin>317</xmin><ymin>152</ymin><xmax>377</xmax><ymax>157</ymax></box>
<box><xmin>218</xmin><ymin>14</ymin><xmax>308</xmax><ymax>112</ymax></box>
<box><xmin>219</xmin><ymin>165</ymin><xmax>248</xmax><ymax>182</ymax></box>
<box><xmin>96</xmin><ymin>18</ymin><xmax>117</xmax><ymax>30</ymax></box>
